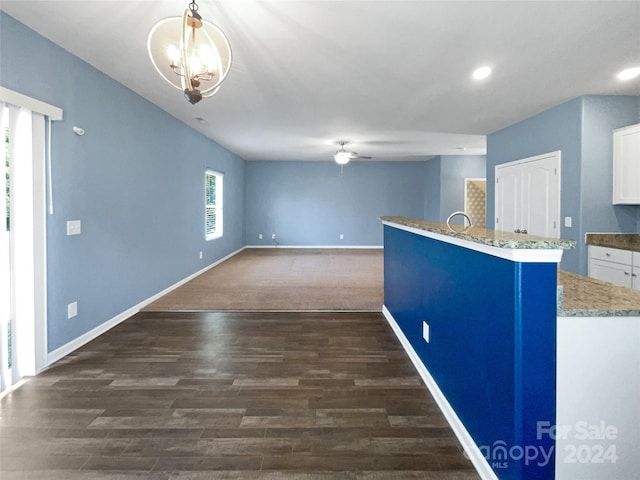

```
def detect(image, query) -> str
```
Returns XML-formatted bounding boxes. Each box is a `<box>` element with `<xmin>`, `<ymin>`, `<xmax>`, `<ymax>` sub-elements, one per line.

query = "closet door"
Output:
<box><xmin>495</xmin><ymin>151</ymin><xmax>561</xmax><ymax>238</ymax></box>
<box><xmin>495</xmin><ymin>162</ymin><xmax>521</xmax><ymax>234</ymax></box>
<box><xmin>521</xmin><ymin>154</ymin><xmax>560</xmax><ymax>238</ymax></box>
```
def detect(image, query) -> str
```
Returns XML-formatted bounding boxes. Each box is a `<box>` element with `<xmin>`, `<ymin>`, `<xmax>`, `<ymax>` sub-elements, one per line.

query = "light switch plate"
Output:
<box><xmin>564</xmin><ymin>217</ymin><xmax>572</xmax><ymax>228</ymax></box>
<box><xmin>68</xmin><ymin>301</ymin><xmax>78</xmax><ymax>319</ymax></box>
<box><xmin>67</xmin><ymin>220</ymin><xmax>81</xmax><ymax>235</ymax></box>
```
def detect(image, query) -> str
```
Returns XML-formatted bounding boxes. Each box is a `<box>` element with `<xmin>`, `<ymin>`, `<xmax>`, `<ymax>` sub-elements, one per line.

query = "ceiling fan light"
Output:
<box><xmin>334</xmin><ymin>152</ymin><xmax>351</xmax><ymax>165</ymax></box>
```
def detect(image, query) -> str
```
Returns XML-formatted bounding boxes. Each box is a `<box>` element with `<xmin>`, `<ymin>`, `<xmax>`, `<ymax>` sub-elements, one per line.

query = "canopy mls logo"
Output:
<box><xmin>466</xmin><ymin>420</ymin><xmax>620</xmax><ymax>470</ymax></box>
<box><xmin>467</xmin><ymin>440</ymin><xmax>554</xmax><ymax>469</ymax></box>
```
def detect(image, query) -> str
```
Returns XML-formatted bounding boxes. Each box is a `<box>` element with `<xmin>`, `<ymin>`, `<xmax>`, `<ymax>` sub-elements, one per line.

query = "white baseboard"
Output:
<box><xmin>382</xmin><ymin>305</ymin><xmax>497</xmax><ymax>480</ymax></box>
<box><xmin>46</xmin><ymin>303</ymin><xmax>140</xmax><ymax>366</ymax></box>
<box><xmin>245</xmin><ymin>245</ymin><xmax>383</xmax><ymax>249</ymax></box>
<box><xmin>46</xmin><ymin>247</ymin><xmax>245</xmax><ymax>367</ymax></box>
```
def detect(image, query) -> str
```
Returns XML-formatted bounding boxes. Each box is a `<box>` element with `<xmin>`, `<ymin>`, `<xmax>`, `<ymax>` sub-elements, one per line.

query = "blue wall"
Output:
<box><xmin>439</xmin><ymin>155</ymin><xmax>486</xmax><ymax>223</ymax></box>
<box><xmin>422</xmin><ymin>155</ymin><xmax>486</xmax><ymax>223</ymax></box>
<box><xmin>487</xmin><ymin>96</ymin><xmax>640</xmax><ymax>275</ymax></box>
<box><xmin>581</xmin><ymin>96</ymin><xmax>640</xmax><ymax>250</ymax></box>
<box><xmin>423</xmin><ymin>158</ymin><xmax>441</xmax><ymax>221</ymax></box>
<box><xmin>1</xmin><ymin>13</ymin><xmax>246</xmax><ymax>352</ymax></box>
<box><xmin>245</xmin><ymin>160</ymin><xmax>425</xmax><ymax>246</ymax></box>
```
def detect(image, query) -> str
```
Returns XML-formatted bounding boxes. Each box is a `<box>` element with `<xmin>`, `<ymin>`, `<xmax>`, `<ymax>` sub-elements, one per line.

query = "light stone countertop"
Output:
<box><xmin>557</xmin><ymin>270</ymin><xmax>640</xmax><ymax>317</ymax></box>
<box><xmin>380</xmin><ymin>216</ymin><xmax>576</xmax><ymax>250</ymax></box>
<box><xmin>585</xmin><ymin>233</ymin><xmax>640</xmax><ymax>252</ymax></box>
<box><xmin>381</xmin><ymin>217</ymin><xmax>640</xmax><ymax>316</ymax></box>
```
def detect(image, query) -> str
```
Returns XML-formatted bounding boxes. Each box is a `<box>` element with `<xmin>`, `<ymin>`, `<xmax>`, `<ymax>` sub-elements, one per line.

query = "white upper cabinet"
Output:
<box><xmin>613</xmin><ymin>123</ymin><xmax>640</xmax><ymax>204</ymax></box>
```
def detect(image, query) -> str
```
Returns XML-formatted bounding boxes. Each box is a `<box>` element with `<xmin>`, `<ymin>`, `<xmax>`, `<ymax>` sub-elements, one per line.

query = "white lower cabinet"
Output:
<box><xmin>588</xmin><ymin>245</ymin><xmax>638</xmax><ymax>289</ymax></box>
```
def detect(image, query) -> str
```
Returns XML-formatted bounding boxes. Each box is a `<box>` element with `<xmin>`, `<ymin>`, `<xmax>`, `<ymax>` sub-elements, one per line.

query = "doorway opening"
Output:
<box><xmin>464</xmin><ymin>178</ymin><xmax>487</xmax><ymax>228</ymax></box>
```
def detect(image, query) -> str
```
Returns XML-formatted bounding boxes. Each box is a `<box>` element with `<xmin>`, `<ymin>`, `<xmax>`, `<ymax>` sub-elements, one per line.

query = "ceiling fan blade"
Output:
<box><xmin>356</xmin><ymin>155</ymin><xmax>373</xmax><ymax>159</ymax></box>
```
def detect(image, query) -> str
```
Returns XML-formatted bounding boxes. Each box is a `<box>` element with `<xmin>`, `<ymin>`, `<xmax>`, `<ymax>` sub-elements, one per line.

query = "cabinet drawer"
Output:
<box><xmin>589</xmin><ymin>245</ymin><xmax>633</xmax><ymax>265</ymax></box>
<box><xmin>589</xmin><ymin>259</ymin><xmax>632</xmax><ymax>288</ymax></box>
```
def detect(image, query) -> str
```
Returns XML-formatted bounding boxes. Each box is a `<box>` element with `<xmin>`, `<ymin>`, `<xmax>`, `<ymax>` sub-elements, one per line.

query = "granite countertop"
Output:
<box><xmin>558</xmin><ymin>270</ymin><xmax>640</xmax><ymax>317</ymax></box>
<box><xmin>380</xmin><ymin>216</ymin><xmax>576</xmax><ymax>250</ymax></box>
<box><xmin>585</xmin><ymin>233</ymin><xmax>640</xmax><ymax>252</ymax></box>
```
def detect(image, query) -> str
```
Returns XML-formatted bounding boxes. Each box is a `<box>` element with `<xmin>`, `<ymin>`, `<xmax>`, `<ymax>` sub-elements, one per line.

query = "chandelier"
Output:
<box><xmin>147</xmin><ymin>0</ymin><xmax>232</xmax><ymax>104</ymax></box>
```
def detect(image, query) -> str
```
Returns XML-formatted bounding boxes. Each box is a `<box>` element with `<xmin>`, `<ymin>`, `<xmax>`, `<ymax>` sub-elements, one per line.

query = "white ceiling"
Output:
<box><xmin>2</xmin><ymin>1</ymin><xmax>639</xmax><ymax>161</ymax></box>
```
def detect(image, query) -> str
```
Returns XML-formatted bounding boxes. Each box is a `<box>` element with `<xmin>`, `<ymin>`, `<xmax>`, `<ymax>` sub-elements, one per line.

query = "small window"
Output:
<box><xmin>205</xmin><ymin>170</ymin><xmax>223</xmax><ymax>240</ymax></box>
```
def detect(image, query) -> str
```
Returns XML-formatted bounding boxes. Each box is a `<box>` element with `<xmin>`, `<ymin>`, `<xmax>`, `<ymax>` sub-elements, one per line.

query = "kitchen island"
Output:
<box><xmin>381</xmin><ymin>216</ymin><xmax>639</xmax><ymax>480</ymax></box>
<box><xmin>380</xmin><ymin>216</ymin><xmax>575</xmax><ymax>480</ymax></box>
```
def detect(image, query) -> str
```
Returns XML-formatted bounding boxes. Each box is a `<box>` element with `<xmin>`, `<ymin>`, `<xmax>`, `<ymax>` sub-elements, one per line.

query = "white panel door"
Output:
<box><xmin>495</xmin><ymin>151</ymin><xmax>561</xmax><ymax>238</ymax></box>
<box><xmin>521</xmin><ymin>154</ymin><xmax>560</xmax><ymax>238</ymax></box>
<box><xmin>495</xmin><ymin>164</ymin><xmax>521</xmax><ymax>234</ymax></box>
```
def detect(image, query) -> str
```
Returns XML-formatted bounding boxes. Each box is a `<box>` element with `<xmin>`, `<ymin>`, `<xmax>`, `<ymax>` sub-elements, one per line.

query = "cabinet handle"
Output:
<box><xmin>605</xmin><ymin>253</ymin><xmax>611</xmax><ymax>256</ymax></box>
<box><xmin>624</xmin><ymin>272</ymin><xmax>630</xmax><ymax>275</ymax></box>
<box><xmin>521</xmin><ymin>229</ymin><xmax>528</xmax><ymax>234</ymax></box>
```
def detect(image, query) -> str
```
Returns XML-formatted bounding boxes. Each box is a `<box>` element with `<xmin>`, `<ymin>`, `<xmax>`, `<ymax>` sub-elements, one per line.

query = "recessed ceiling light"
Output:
<box><xmin>472</xmin><ymin>66</ymin><xmax>492</xmax><ymax>80</ymax></box>
<box><xmin>617</xmin><ymin>67</ymin><xmax>640</xmax><ymax>81</ymax></box>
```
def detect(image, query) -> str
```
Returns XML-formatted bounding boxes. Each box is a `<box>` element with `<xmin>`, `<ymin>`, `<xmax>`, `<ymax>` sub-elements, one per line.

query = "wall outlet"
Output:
<box><xmin>258</xmin><ymin>233</ymin><xmax>263</xmax><ymax>240</ymax></box>
<box><xmin>340</xmin><ymin>233</ymin><xmax>344</xmax><ymax>240</ymax></box>
<box><xmin>564</xmin><ymin>216</ymin><xmax>572</xmax><ymax>228</ymax></box>
<box><xmin>422</xmin><ymin>321</ymin><xmax>430</xmax><ymax>343</ymax></box>
<box><xmin>271</xmin><ymin>234</ymin><xmax>276</xmax><ymax>240</ymax></box>
<box><xmin>199</xmin><ymin>251</ymin><xmax>203</xmax><ymax>259</ymax></box>
<box><xmin>68</xmin><ymin>301</ymin><xmax>78</xmax><ymax>319</ymax></box>
<box><xmin>66</xmin><ymin>220</ymin><xmax>81</xmax><ymax>236</ymax></box>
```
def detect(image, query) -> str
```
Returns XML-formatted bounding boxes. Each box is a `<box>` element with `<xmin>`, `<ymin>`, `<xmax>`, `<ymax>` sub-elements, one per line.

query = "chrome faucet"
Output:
<box><xmin>446</xmin><ymin>211</ymin><xmax>473</xmax><ymax>228</ymax></box>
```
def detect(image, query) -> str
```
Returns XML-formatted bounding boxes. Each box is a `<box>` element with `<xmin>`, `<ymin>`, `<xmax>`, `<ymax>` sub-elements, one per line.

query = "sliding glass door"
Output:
<box><xmin>0</xmin><ymin>101</ymin><xmax>49</xmax><ymax>395</ymax></box>
<box><xmin>1</xmin><ymin>105</ymin><xmax>12</xmax><ymax>392</ymax></box>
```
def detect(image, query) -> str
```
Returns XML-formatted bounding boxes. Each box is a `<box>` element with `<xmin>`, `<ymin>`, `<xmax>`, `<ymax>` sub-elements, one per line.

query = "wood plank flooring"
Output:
<box><xmin>0</xmin><ymin>311</ymin><xmax>481</xmax><ymax>479</ymax></box>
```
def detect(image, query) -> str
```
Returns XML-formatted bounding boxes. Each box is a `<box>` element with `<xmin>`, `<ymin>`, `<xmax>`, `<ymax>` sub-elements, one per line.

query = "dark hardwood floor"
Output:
<box><xmin>0</xmin><ymin>311</ymin><xmax>480</xmax><ymax>479</ymax></box>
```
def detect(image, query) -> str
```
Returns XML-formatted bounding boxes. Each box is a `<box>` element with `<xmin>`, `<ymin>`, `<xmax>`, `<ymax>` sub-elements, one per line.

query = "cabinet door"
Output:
<box><xmin>613</xmin><ymin>123</ymin><xmax>640</xmax><ymax>204</ymax></box>
<box><xmin>633</xmin><ymin>266</ymin><xmax>640</xmax><ymax>292</ymax></box>
<box><xmin>589</xmin><ymin>259</ymin><xmax>632</xmax><ymax>288</ymax></box>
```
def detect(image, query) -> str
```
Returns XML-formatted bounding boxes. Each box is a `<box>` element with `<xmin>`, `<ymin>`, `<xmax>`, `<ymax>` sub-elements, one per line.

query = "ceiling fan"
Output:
<box><xmin>334</xmin><ymin>142</ymin><xmax>372</xmax><ymax>165</ymax></box>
